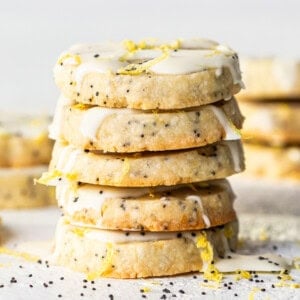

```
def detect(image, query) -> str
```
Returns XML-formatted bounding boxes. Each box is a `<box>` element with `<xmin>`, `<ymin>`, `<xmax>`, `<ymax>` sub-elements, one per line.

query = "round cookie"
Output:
<box><xmin>243</xmin><ymin>144</ymin><xmax>300</xmax><ymax>181</ymax></box>
<box><xmin>53</xmin><ymin>39</ymin><xmax>243</xmax><ymax>110</ymax></box>
<box><xmin>44</xmin><ymin>140</ymin><xmax>244</xmax><ymax>187</ymax></box>
<box><xmin>53</xmin><ymin>218</ymin><xmax>238</xmax><ymax>279</ymax></box>
<box><xmin>238</xmin><ymin>57</ymin><xmax>300</xmax><ymax>100</ymax></box>
<box><xmin>0</xmin><ymin>113</ymin><xmax>53</xmax><ymax>167</ymax></box>
<box><xmin>57</xmin><ymin>180</ymin><xmax>236</xmax><ymax>231</ymax></box>
<box><xmin>240</xmin><ymin>101</ymin><xmax>300</xmax><ymax>146</ymax></box>
<box><xmin>51</xmin><ymin>97</ymin><xmax>243</xmax><ymax>152</ymax></box>
<box><xmin>0</xmin><ymin>166</ymin><xmax>55</xmax><ymax>209</ymax></box>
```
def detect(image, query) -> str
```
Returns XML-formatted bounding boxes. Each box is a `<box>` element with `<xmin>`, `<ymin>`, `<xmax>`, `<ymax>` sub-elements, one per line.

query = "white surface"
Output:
<box><xmin>0</xmin><ymin>208</ymin><xmax>299</xmax><ymax>300</ymax></box>
<box><xmin>1</xmin><ymin>0</ymin><xmax>300</xmax><ymax>113</ymax></box>
<box><xmin>230</xmin><ymin>175</ymin><xmax>300</xmax><ymax>215</ymax></box>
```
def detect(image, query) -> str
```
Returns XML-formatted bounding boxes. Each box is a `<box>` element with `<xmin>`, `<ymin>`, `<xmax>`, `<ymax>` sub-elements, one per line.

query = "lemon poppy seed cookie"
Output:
<box><xmin>54</xmin><ymin>39</ymin><xmax>243</xmax><ymax>110</ymax></box>
<box><xmin>0</xmin><ymin>166</ymin><xmax>55</xmax><ymax>209</ymax></box>
<box><xmin>238</xmin><ymin>57</ymin><xmax>300</xmax><ymax>100</ymax></box>
<box><xmin>57</xmin><ymin>180</ymin><xmax>236</xmax><ymax>231</ymax></box>
<box><xmin>53</xmin><ymin>218</ymin><xmax>238</xmax><ymax>279</ymax></box>
<box><xmin>51</xmin><ymin>96</ymin><xmax>243</xmax><ymax>152</ymax></box>
<box><xmin>43</xmin><ymin>37</ymin><xmax>246</xmax><ymax>279</ymax></box>
<box><xmin>0</xmin><ymin>112</ymin><xmax>53</xmax><ymax>167</ymax></box>
<box><xmin>240</xmin><ymin>101</ymin><xmax>300</xmax><ymax>146</ymax></box>
<box><xmin>45</xmin><ymin>140</ymin><xmax>244</xmax><ymax>187</ymax></box>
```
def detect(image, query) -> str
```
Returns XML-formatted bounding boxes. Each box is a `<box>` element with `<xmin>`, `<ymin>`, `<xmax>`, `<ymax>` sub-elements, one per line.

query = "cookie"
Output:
<box><xmin>238</xmin><ymin>57</ymin><xmax>300</xmax><ymax>100</ymax></box>
<box><xmin>53</xmin><ymin>39</ymin><xmax>243</xmax><ymax>110</ymax></box>
<box><xmin>44</xmin><ymin>140</ymin><xmax>244</xmax><ymax>187</ymax></box>
<box><xmin>0</xmin><ymin>112</ymin><xmax>53</xmax><ymax>167</ymax></box>
<box><xmin>243</xmin><ymin>144</ymin><xmax>300</xmax><ymax>181</ymax></box>
<box><xmin>57</xmin><ymin>179</ymin><xmax>236</xmax><ymax>231</ymax></box>
<box><xmin>50</xmin><ymin>97</ymin><xmax>243</xmax><ymax>152</ymax></box>
<box><xmin>240</xmin><ymin>101</ymin><xmax>300</xmax><ymax>145</ymax></box>
<box><xmin>53</xmin><ymin>217</ymin><xmax>238</xmax><ymax>278</ymax></box>
<box><xmin>0</xmin><ymin>166</ymin><xmax>55</xmax><ymax>209</ymax></box>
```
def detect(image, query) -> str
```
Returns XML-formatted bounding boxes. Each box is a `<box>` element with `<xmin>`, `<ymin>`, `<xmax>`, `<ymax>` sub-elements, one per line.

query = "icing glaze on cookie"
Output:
<box><xmin>54</xmin><ymin>39</ymin><xmax>243</xmax><ymax>90</ymax></box>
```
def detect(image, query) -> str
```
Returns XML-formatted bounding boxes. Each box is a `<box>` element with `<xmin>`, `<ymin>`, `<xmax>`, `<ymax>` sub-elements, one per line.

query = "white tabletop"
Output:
<box><xmin>0</xmin><ymin>207</ymin><xmax>299</xmax><ymax>300</ymax></box>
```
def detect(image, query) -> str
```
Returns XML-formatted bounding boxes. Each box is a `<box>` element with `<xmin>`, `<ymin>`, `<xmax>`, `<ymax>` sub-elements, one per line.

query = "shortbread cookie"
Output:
<box><xmin>238</xmin><ymin>57</ymin><xmax>300</xmax><ymax>100</ymax></box>
<box><xmin>0</xmin><ymin>166</ymin><xmax>55</xmax><ymax>209</ymax></box>
<box><xmin>51</xmin><ymin>97</ymin><xmax>243</xmax><ymax>152</ymax></box>
<box><xmin>243</xmin><ymin>144</ymin><xmax>300</xmax><ymax>181</ymax></box>
<box><xmin>0</xmin><ymin>113</ymin><xmax>53</xmax><ymax>167</ymax></box>
<box><xmin>53</xmin><ymin>218</ymin><xmax>238</xmax><ymax>278</ymax></box>
<box><xmin>57</xmin><ymin>180</ymin><xmax>236</xmax><ymax>231</ymax></box>
<box><xmin>240</xmin><ymin>101</ymin><xmax>300</xmax><ymax>145</ymax></box>
<box><xmin>54</xmin><ymin>39</ymin><xmax>243</xmax><ymax>110</ymax></box>
<box><xmin>45</xmin><ymin>140</ymin><xmax>244</xmax><ymax>187</ymax></box>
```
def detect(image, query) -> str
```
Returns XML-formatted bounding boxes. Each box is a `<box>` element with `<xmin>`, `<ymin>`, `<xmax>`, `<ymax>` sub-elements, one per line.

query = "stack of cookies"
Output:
<box><xmin>41</xmin><ymin>39</ymin><xmax>245</xmax><ymax>278</ymax></box>
<box><xmin>0</xmin><ymin>112</ymin><xmax>54</xmax><ymax>209</ymax></box>
<box><xmin>238</xmin><ymin>57</ymin><xmax>300</xmax><ymax>181</ymax></box>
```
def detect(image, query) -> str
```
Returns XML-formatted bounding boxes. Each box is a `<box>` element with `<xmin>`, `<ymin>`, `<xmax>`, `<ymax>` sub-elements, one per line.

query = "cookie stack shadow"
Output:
<box><xmin>40</xmin><ymin>39</ymin><xmax>246</xmax><ymax>278</ymax></box>
<box><xmin>238</xmin><ymin>57</ymin><xmax>300</xmax><ymax>181</ymax></box>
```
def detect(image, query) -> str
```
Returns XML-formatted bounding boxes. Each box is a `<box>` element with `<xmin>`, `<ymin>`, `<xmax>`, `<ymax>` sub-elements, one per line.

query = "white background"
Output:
<box><xmin>1</xmin><ymin>0</ymin><xmax>300</xmax><ymax>113</ymax></box>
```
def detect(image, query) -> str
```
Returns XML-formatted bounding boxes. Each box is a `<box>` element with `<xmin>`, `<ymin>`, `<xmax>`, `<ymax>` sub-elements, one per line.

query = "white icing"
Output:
<box><xmin>74</xmin><ymin>61</ymin><xmax>126</xmax><ymax>84</ymax></box>
<box><xmin>80</xmin><ymin>107</ymin><xmax>135</xmax><ymax>141</ymax></box>
<box><xmin>150</xmin><ymin>49</ymin><xmax>242</xmax><ymax>86</ymax></box>
<box><xmin>56</xmin><ymin>145</ymin><xmax>81</xmax><ymax>174</ymax></box>
<box><xmin>48</xmin><ymin>95</ymin><xmax>74</xmax><ymax>140</ymax></box>
<box><xmin>209</xmin><ymin>106</ymin><xmax>241</xmax><ymax>140</ymax></box>
<box><xmin>79</xmin><ymin>98</ymin><xmax>239</xmax><ymax>142</ymax></box>
<box><xmin>57</xmin><ymin>182</ymin><xmax>224</xmax><ymax>218</ymax></box>
<box><xmin>185</xmin><ymin>195</ymin><xmax>211</xmax><ymax>228</ymax></box>
<box><xmin>180</xmin><ymin>38</ymin><xmax>219</xmax><ymax>49</ymax></box>
<box><xmin>56</xmin><ymin>38</ymin><xmax>243</xmax><ymax>88</ymax></box>
<box><xmin>60</xmin><ymin>218</ymin><xmax>205</xmax><ymax>243</ymax></box>
<box><xmin>226</xmin><ymin>141</ymin><xmax>242</xmax><ymax>173</ymax></box>
<box><xmin>56</xmin><ymin>183</ymin><xmax>178</xmax><ymax>215</ymax></box>
<box><xmin>216</xmin><ymin>252</ymin><xmax>289</xmax><ymax>272</ymax></box>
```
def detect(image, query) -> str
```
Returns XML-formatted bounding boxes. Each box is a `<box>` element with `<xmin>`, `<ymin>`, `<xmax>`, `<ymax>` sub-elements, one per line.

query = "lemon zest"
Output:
<box><xmin>196</xmin><ymin>233</ymin><xmax>223</xmax><ymax>282</ymax></box>
<box><xmin>119</xmin><ymin>39</ymin><xmax>181</xmax><ymax>75</ymax></box>
<box><xmin>248</xmin><ymin>287</ymin><xmax>260</xmax><ymax>300</ymax></box>
<box><xmin>259</xmin><ymin>228</ymin><xmax>269</xmax><ymax>241</ymax></box>
<box><xmin>72</xmin><ymin>103</ymin><xmax>90</xmax><ymax>110</ymax></box>
<box><xmin>35</xmin><ymin>169</ymin><xmax>78</xmax><ymax>188</ymax></box>
<box><xmin>118</xmin><ymin>50</ymin><xmax>169</xmax><ymax>75</ymax></box>
<box><xmin>87</xmin><ymin>243</ymin><xmax>114</xmax><ymax>279</ymax></box>
<box><xmin>235</xmin><ymin>269</ymin><xmax>252</xmax><ymax>281</ymax></box>
<box><xmin>57</xmin><ymin>53</ymin><xmax>81</xmax><ymax>66</ymax></box>
<box><xmin>228</xmin><ymin>120</ymin><xmax>242</xmax><ymax>138</ymax></box>
<box><xmin>71</xmin><ymin>227</ymin><xmax>88</xmax><ymax>238</ymax></box>
<box><xmin>35</xmin><ymin>170</ymin><xmax>63</xmax><ymax>185</ymax></box>
<box><xmin>293</xmin><ymin>257</ymin><xmax>300</xmax><ymax>268</ymax></box>
<box><xmin>199</xmin><ymin>282</ymin><xmax>220</xmax><ymax>289</ymax></box>
<box><xmin>0</xmin><ymin>247</ymin><xmax>40</xmax><ymax>262</ymax></box>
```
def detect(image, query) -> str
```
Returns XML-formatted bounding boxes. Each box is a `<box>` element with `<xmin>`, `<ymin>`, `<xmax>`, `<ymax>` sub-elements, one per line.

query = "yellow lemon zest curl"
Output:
<box><xmin>57</xmin><ymin>53</ymin><xmax>81</xmax><ymax>66</ymax></box>
<box><xmin>87</xmin><ymin>243</ymin><xmax>114</xmax><ymax>280</ymax></box>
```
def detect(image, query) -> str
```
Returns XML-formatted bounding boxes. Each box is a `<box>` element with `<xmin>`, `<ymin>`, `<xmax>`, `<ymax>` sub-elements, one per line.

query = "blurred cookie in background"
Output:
<box><xmin>0</xmin><ymin>112</ymin><xmax>55</xmax><ymax>209</ymax></box>
<box><xmin>238</xmin><ymin>57</ymin><xmax>300</xmax><ymax>100</ymax></box>
<box><xmin>233</xmin><ymin>57</ymin><xmax>300</xmax><ymax>215</ymax></box>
